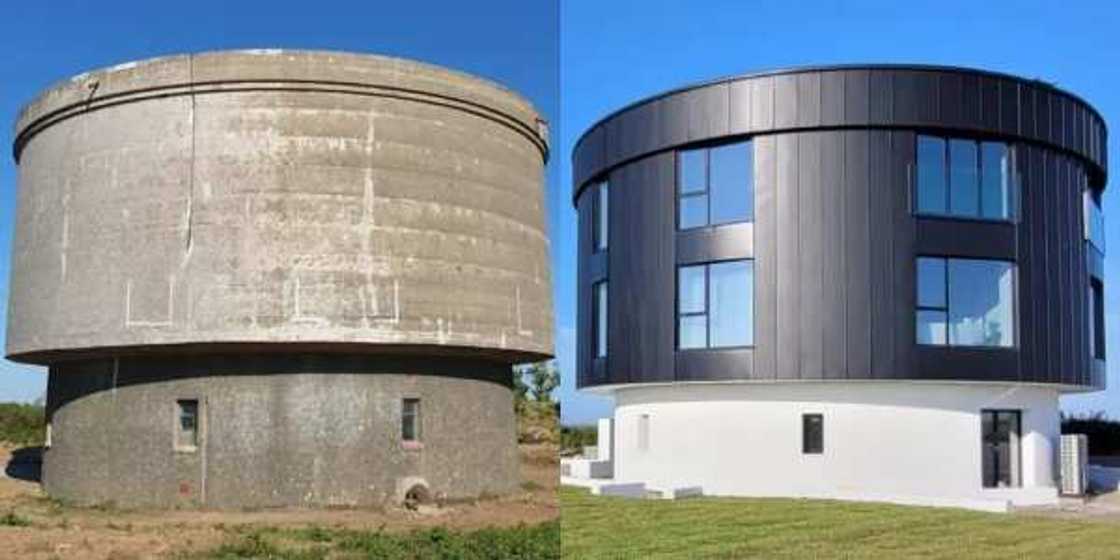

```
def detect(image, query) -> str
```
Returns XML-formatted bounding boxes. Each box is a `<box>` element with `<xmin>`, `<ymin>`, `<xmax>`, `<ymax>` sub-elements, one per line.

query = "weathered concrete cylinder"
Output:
<box><xmin>6</xmin><ymin>50</ymin><xmax>552</xmax><ymax>508</ymax></box>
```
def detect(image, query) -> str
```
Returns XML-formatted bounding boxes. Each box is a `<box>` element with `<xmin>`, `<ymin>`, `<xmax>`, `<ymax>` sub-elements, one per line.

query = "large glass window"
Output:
<box><xmin>981</xmin><ymin>410</ymin><xmax>1021</xmax><ymax>488</ymax></box>
<box><xmin>1091</xmin><ymin>279</ymin><xmax>1105</xmax><ymax>361</ymax></box>
<box><xmin>593</xmin><ymin>181</ymin><xmax>608</xmax><ymax>252</ymax></box>
<box><xmin>916</xmin><ymin>257</ymin><xmax>1015</xmax><ymax>347</ymax></box>
<box><xmin>1085</xmin><ymin>189</ymin><xmax>1105</xmax><ymax>254</ymax></box>
<box><xmin>678</xmin><ymin>141</ymin><xmax>753</xmax><ymax>229</ymax></box>
<box><xmin>677</xmin><ymin>260</ymin><xmax>753</xmax><ymax>349</ymax></box>
<box><xmin>916</xmin><ymin>135</ymin><xmax>1016</xmax><ymax>221</ymax></box>
<box><xmin>593</xmin><ymin>281</ymin><xmax>607</xmax><ymax>358</ymax></box>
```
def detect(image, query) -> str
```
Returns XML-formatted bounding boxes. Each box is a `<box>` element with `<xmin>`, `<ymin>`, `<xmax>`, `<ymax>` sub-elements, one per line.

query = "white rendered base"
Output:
<box><xmin>607</xmin><ymin>382</ymin><xmax>1062</xmax><ymax>512</ymax></box>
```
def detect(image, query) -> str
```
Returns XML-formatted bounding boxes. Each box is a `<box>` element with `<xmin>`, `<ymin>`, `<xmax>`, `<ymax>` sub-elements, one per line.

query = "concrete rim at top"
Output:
<box><xmin>12</xmin><ymin>49</ymin><xmax>550</xmax><ymax>164</ymax></box>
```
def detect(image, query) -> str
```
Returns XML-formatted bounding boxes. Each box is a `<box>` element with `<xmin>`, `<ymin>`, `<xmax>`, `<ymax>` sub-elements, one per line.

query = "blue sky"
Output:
<box><xmin>0</xmin><ymin>1</ymin><xmax>558</xmax><ymax>402</ymax></box>
<box><xmin>558</xmin><ymin>0</ymin><xmax>1120</xmax><ymax>423</ymax></box>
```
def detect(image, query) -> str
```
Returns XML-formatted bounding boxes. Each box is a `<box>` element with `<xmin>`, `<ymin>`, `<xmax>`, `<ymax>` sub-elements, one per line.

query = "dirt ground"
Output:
<box><xmin>0</xmin><ymin>444</ymin><xmax>558</xmax><ymax>560</ymax></box>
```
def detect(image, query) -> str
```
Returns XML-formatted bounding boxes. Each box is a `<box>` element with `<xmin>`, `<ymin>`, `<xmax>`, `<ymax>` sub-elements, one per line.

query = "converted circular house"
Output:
<box><xmin>5</xmin><ymin>50</ymin><xmax>552</xmax><ymax>508</ymax></box>
<box><xmin>572</xmin><ymin>65</ymin><xmax>1106</xmax><ymax>511</ymax></box>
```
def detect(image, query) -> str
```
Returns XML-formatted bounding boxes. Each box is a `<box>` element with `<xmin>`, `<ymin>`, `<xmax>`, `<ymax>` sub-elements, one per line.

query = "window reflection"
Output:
<box><xmin>916</xmin><ymin>257</ymin><xmax>1015</xmax><ymax>348</ymax></box>
<box><xmin>678</xmin><ymin>141</ymin><xmax>752</xmax><ymax>229</ymax></box>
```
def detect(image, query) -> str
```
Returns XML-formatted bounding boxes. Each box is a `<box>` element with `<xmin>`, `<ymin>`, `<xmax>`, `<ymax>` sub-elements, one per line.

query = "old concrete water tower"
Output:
<box><xmin>5</xmin><ymin>50</ymin><xmax>552</xmax><ymax>507</ymax></box>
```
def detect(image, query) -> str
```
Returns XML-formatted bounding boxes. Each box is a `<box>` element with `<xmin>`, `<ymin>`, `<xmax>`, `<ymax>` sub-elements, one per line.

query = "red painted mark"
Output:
<box><xmin>179</xmin><ymin>482</ymin><xmax>191</xmax><ymax>495</ymax></box>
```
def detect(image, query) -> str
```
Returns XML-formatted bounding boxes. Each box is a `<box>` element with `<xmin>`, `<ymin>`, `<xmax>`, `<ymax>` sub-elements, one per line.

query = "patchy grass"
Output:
<box><xmin>0</xmin><ymin>511</ymin><xmax>33</xmax><ymax>527</ymax></box>
<box><xmin>196</xmin><ymin>521</ymin><xmax>560</xmax><ymax>559</ymax></box>
<box><xmin>560</xmin><ymin>486</ymin><xmax>1120</xmax><ymax>559</ymax></box>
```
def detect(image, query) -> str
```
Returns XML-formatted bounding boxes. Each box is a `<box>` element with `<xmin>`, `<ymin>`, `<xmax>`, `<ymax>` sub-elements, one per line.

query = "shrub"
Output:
<box><xmin>0</xmin><ymin>403</ymin><xmax>45</xmax><ymax>446</ymax></box>
<box><xmin>559</xmin><ymin>424</ymin><xmax>597</xmax><ymax>455</ymax></box>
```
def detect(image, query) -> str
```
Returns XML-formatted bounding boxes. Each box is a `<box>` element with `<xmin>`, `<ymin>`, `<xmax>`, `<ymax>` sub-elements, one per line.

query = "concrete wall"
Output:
<box><xmin>7</xmin><ymin>50</ymin><xmax>552</xmax><ymax>364</ymax></box>
<box><xmin>613</xmin><ymin>382</ymin><xmax>1060</xmax><ymax>510</ymax></box>
<box><xmin>44</xmin><ymin>354</ymin><xmax>517</xmax><ymax>508</ymax></box>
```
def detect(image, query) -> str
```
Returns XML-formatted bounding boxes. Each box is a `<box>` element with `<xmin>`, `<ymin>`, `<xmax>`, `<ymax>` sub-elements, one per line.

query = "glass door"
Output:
<box><xmin>981</xmin><ymin>410</ymin><xmax>1021</xmax><ymax>488</ymax></box>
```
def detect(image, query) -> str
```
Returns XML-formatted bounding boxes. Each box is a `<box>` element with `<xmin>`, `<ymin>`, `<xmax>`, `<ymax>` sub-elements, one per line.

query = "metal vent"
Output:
<box><xmin>1061</xmin><ymin>433</ymin><xmax>1089</xmax><ymax>496</ymax></box>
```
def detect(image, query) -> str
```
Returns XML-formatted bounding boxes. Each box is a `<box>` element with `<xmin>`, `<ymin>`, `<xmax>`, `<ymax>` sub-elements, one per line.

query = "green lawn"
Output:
<box><xmin>561</xmin><ymin>487</ymin><xmax>1120</xmax><ymax>559</ymax></box>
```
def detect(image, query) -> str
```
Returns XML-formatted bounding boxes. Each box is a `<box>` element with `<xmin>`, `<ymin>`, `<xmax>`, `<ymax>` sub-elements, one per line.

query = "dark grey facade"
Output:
<box><xmin>575</xmin><ymin>65</ymin><xmax>1107</xmax><ymax>390</ymax></box>
<box><xmin>6</xmin><ymin>51</ymin><xmax>552</xmax><ymax>508</ymax></box>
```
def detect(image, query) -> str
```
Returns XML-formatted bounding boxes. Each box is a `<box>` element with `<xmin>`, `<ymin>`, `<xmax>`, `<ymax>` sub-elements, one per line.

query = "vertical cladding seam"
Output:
<box><xmin>186</xmin><ymin>54</ymin><xmax>196</xmax><ymax>256</ymax></box>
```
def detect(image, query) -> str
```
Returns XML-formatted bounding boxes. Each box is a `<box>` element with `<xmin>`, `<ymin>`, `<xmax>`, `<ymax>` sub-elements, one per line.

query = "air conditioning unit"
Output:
<box><xmin>1061</xmin><ymin>434</ymin><xmax>1089</xmax><ymax>496</ymax></box>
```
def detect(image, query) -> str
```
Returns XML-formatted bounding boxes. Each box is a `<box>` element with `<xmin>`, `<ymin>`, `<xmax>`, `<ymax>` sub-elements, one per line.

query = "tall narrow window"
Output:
<box><xmin>593</xmin><ymin>181</ymin><xmax>609</xmax><ymax>252</ymax></box>
<box><xmin>981</xmin><ymin>410</ymin><xmax>1021</xmax><ymax>488</ymax></box>
<box><xmin>677</xmin><ymin>260</ymin><xmax>753</xmax><ymax>349</ymax></box>
<box><xmin>402</xmin><ymin>398</ymin><xmax>421</xmax><ymax>443</ymax></box>
<box><xmin>802</xmin><ymin>414</ymin><xmax>823</xmax><ymax>455</ymax></box>
<box><xmin>916</xmin><ymin>135</ymin><xmax>1015</xmax><ymax>220</ymax></box>
<box><xmin>678</xmin><ymin>141</ymin><xmax>752</xmax><ymax>229</ymax></box>
<box><xmin>176</xmin><ymin>399</ymin><xmax>199</xmax><ymax>451</ymax></box>
<box><xmin>1085</xmin><ymin>189</ymin><xmax>1105</xmax><ymax>253</ymax></box>
<box><xmin>1091</xmin><ymin>279</ymin><xmax>1106</xmax><ymax>360</ymax></box>
<box><xmin>593</xmin><ymin>281</ymin><xmax>608</xmax><ymax>358</ymax></box>
<box><xmin>916</xmin><ymin>257</ymin><xmax>1015</xmax><ymax>347</ymax></box>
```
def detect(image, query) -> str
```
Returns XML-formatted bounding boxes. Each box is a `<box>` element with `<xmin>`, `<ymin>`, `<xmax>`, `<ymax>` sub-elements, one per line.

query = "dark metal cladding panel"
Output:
<box><xmin>844</xmin><ymin>130</ymin><xmax>872</xmax><ymax>378</ymax></box>
<box><xmin>677</xmin><ymin>349</ymin><xmax>754</xmax><ymax>381</ymax></box>
<box><xmin>1065</xmin><ymin>96</ymin><xmax>1077</xmax><ymax>151</ymax></box>
<box><xmin>1072</xmin><ymin>103</ymin><xmax>1085</xmax><ymax>156</ymax></box>
<box><xmin>623</xmin><ymin>100</ymin><xmax>659</xmax><ymax>162</ymax></box>
<box><xmin>688</xmin><ymin>83</ymin><xmax>729</xmax><ymax>142</ymax></box>
<box><xmin>728</xmin><ymin>79</ymin><xmax>753</xmax><ymax>135</ymax></box>
<box><xmin>1035</xmin><ymin>89</ymin><xmax>1051</xmax><ymax>145</ymax></box>
<box><xmin>868</xmin><ymin>70</ymin><xmax>892</xmax><ymax>125</ymax></box>
<box><xmin>820</xmin><ymin>71</ymin><xmax>845</xmax><ymax>127</ymax></box>
<box><xmin>608</xmin><ymin>154</ymin><xmax>676</xmax><ymax>385</ymax></box>
<box><xmin>1071</xmin><ymin>159</ymin><xmax>1087</xmax><ymax>386</ymax></box>
<box><xmin>869</xmin><ymin>130</ymin><xmax>894</xmax><ymax>378</ymax></box>
<box><xmin>939</xmin><ymin>72</ymin><xmax>964</xmax><ymax>129</ymax></box>
<box><xmin>573</xmin><ymin>124</ymin><xmax>605</xmax><ymax>190</ymax></box>
<box><xmin>999</xmin><ymin>79</ymin><xmax>1019</xmax><ymax>137</ymax></box>
<box><xmin>576</xmin><ymin>191</ymin><xmax>593</xmax><ymax>387</ymax></box>
<box><xmin>774</xmin><ymin>74</ymin><xmax>798</xmax><ymax>130</ymax></box>
<box><xmin>605</xmin><ymin>115</ymin><xmax>625</xmax><ymax>172</ymax></box>
<box><xmin>754</xmin><ymin>135</ymin><xmax>778</xmax><ymax>379</ymax></box>
<box><xmin>961</xmin><ymin>73</ymin><xmax>981</xmax><ymax>130</ymax></box>
<box><xmin>1043</xmin><ymin>149</ymin><xmax>1060</xmax><ymax>383</ymax></box>
<box><xmin>844</xmin><ymin>70</ymin><xmax>870</xmax><ymax>125</ymax></box>
<box><xmin>1020</xmin><ymin>86</ymin><xmax>1036</xmax><ymax>140</ymax></box>
<box><xmin>916</xmin><ymin>347</ymin><xmax>1019</xmax><ymax>383</ymax></box>
<box><xmin>776</xmin><ymin>133</ymin><xmax>800</xmax><ymax>379</ymax></box>
<box><xmin>751</xmin><ymin>76</ymin><xmax>775</xmax><ymax>131</ymax></box>
<box><xmin>821</xmin><ymin>131</ymin><xmax>847</xmax><ymax>379</ymax></box>
<box><xmin>914</xmin><ymin>219</ymin><xmax>1016</xmax><ymax>260</ymax></box>
<box><xmin>980</xmin><ymin>76</ymin><xmax>1000</xmax><ymax>131</ymax></box>
<box><xmin>677</xmin><ymin>224</ymin><xmax>753</xmax><ymax>265</ymax></box>
<box><xmin>797</xmin><ymin>73</ymin><xmax>822</xmax><ymax>129</ymax></box>
<box><xmin>914</xmin><ymin>71</ymin><xmax>939</xmax><ymax>126</ymax></box>
<box><xmin>1028</xmin><ymin>145</ymin><xmax>1050</xmax><ymax>383</ymax></box>
<box><xmin>892</xmin><ymin>70</ymin><xmax>919</xmax><ymax>125</ymax></box>
<box><xmin>1054</xmin><ymin>155</ymin><xmax>1069</xmax><ymax>384</ymax></box>
<box><xmin>798</xmin><ymin>132</ymin><xmax>825</xmax><ymax>379</ymax></box>
<box><xmin>891</xmin><ymin>130</ymin><xmax>917</xmax><ymax>378</ymax></box>
<box><xmin>660</xmin><ymin>93</ymin><xmax>689</xmax><ymax>149</ymax></box>
<box><xmin>1015</xmin><ymin>143</ymin><xmax>1034</xmax><ymax>382</ymax></box>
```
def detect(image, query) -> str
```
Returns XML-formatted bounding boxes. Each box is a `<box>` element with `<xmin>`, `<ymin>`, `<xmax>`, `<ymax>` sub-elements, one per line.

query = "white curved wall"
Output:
<box><xmin>612</xmin><ymin>382</ymin><xmax>1059</xmax><ymax>511</ymax></box>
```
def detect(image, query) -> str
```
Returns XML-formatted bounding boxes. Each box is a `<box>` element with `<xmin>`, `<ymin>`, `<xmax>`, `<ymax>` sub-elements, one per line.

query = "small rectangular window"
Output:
<box><xmin>593</xmin><ymin>181</ymin><xmax>609</xmax><ymax>252</ymax></box>
<box><xmin>802</xmin><ymin>414</ymin><xmax>823</xmax><ymax>454</ymax></box>
<box><xmin>678</xmin><ymin>141</ymin><xmax>752</xmax><ymax>229</ymax></box>
<box><xmin>916</xmin><ymin>257</ymin><xmax>1015</xmax><ymax>347</ymax></box>
<box><xmin>176</xmin><ymin>399</ymin><xmax>199</xmax><ymax>451</ymax></box>
<box><xmin>1085</xmin><ymin>189</ymin><xmax>1105</xmax><ymax>254</ymax></box>
<box><xmin>593</xmin><ymin>281</ymin><xmax>608</xmax><ymax>358</ymax></box>
<box><xmin>402</xmin><ymin>398</ymin><xmax>421</xmax><ymax>442</ymax></box>
<box><xmin>677</xmin><ymin>260</ymin><xmax>754</xmax><ymax>349</ymax></box>
<box><xmin>1091</xmin><ymin>279</ymin><xmax>1106</xmax><ymax>360</ymax></box>
<box><xmin>637</xmin><ymin>414</ymin><xmax>650</xmax><ymax>452</ymax></box>
<box><xmin>981</xmin><ymin>410</ymin><xmax>1021</xmax><ymax>488</ymax></box>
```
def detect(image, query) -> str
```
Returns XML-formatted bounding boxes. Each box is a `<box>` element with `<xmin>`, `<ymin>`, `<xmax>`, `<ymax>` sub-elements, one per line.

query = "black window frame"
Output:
<box><xmin>1091</xmin><ymin>278</ymin><xmax>1106</xmax><ymax>361</ymax></box>
<box><xmin>914</xmin><ymin>134</ymin><xmax>1018</xmax><ymax>223</ymax></box>
<box><xmin>1085</xmin><ymin>187</ymin><xmax>1106</xmax><ymax>254</ymax></box>
<box><xmin>981</xmin><ymin>409</ymin><xmax>1021</xmax><ymax>489</ymax></box>
<box><xmin>915</xmin><ymin>256</ymin><xmax>1017</xmax><ymax>349</ymax></box>
<box><xmin>675</xmin><ymin>259</ymin><xmax>755</xmax><ymax>350</ymax></box>
<box><xmin>676</xmin><ymin>140</ymin><xmax>754</xmax><ymax>230</ymax></box>
<box><xmin>802</xmin><ymin>413</ymin><xmax>824</xmax><ymax>455</ymax></box>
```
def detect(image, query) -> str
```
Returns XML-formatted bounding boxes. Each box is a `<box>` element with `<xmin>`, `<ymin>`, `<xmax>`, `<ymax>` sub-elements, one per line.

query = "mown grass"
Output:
<box><xmin>560</xmin><ymin>486</ymin><xmax>1120</xmax><ymax>559</ymax></box>
<box><xmin>196</xmin><ymin>520</ymin><xmax>559</xmax><ymax>559</ymax></box>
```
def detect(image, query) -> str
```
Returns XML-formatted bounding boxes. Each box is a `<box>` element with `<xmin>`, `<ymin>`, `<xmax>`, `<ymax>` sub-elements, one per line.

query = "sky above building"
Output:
<box><xmin>558</xmin><ymin>0</ymin><xmax>1120</xmax><ymax>424</ymax></box>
